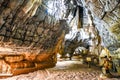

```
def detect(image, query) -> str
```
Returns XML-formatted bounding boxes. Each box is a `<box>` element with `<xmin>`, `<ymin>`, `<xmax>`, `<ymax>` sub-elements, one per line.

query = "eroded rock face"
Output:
<box><xmin>1</xmin><ymin>0</ymin><xmax>119</xmax><ymax>53</ymax></box>
<box><xmin>83</xmin><ymin>0</ymin><xmax>120</xmax><ymax>51</ymax></box>
<box><xmin>58</xmin><ymin>0</ymin><xmax>120</xmax><ymax>59</ymax></box>
<box><xmin>0</xmin><ymin>0</ymin><xmax>69</xmax><ymax>75</ymax></box>
<box><xmin>0</xmin><ymin>0</ymin><xmax>68</xmax><ymax>53</ymax></box>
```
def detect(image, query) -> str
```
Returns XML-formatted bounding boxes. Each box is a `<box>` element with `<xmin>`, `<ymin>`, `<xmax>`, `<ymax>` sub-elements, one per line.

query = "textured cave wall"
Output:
<box><xmin>0</xmin><ymin>0</ymin><xmax>67</xmax><ymax>53</ymax></box>
<box><xmin>83</xmin><ymin>0</ymin><xmax>120</xmax><ymax>51</ymax></box>
<box><xmin>59</xmin><ymin>0</ymin><xmax>120</xmax><ymax>58</ymax></box>
<box><xmin>0</xmin><ymin>0</ymin><xmax>120</xmax><ymax>53</ymax></box>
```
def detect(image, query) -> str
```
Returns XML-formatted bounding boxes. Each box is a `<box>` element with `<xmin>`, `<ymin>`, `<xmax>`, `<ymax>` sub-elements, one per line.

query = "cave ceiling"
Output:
<box><xmin>0</xmin><ymin>0</ymin><xmax>120</xmax><ymax>53</ymax></box>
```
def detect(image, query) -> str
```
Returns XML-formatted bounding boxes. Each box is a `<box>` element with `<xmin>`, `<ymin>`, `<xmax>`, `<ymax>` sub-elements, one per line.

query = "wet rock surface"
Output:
<box><xmin>0</xmin><ymin>61</ymin><xmax>119</xmax><ymax>80</ymax></box>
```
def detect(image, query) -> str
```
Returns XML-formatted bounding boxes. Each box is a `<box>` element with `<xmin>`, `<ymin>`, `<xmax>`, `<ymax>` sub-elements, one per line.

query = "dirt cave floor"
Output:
<box><xmin>0</xmin><ymin>60</ymin><xmax>120</xmax><ymax>80</ymax></box>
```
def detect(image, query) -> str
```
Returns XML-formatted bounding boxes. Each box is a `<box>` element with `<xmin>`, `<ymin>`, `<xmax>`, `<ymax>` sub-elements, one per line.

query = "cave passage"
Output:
<box><xmin>0</xmin><ymin>0</ymin><xmax>120</xmax><ymax>79</ymax></box>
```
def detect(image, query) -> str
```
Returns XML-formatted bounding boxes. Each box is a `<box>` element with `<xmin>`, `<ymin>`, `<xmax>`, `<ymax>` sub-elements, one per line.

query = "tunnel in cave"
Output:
<box><xmin>0</xmin><ymin>0</ymin><xmax>120</xmax><ymax>79</ymax></box>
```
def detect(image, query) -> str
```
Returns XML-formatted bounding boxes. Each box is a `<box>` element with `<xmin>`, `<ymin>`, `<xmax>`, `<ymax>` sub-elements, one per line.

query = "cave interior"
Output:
<box><xmin>0</xmin><ymin>0</ymin><xmax>120</xmax><ymax>78</ymax></box>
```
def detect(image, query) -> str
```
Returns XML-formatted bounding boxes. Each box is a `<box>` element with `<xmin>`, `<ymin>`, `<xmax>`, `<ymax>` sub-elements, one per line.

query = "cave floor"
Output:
<box><xmin>0</xmin><ymin>60</ymin><xmax>120</xmax><ymax>80</ymax></box>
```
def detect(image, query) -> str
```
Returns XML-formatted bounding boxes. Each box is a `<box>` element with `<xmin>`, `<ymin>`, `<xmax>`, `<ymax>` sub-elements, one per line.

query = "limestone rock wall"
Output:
<box><xmin>0</xmin><ymin>0</ymin><xmax>120</xmax><ymax>54</ymax></box>
<box><xmin>83</xmin><ymin>0</ymin><xmax>120</xmax><ymax>50</ymax></box>
<box><xmin>0</xmin><ymin>0</ymin><xmax>68</xmax><ymax>75</ymax></box>
<box><xmin>0</xmin><ymin>0</ymin><xmax>66</xmax><ymax>53</ymax></box>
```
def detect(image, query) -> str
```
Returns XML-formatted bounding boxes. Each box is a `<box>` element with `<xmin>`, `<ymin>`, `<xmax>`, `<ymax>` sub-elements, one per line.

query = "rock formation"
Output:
<box><xmin>0</xmin><ymin>0</ymin><xmax>68</xmax><ymax>76</ymax></box>
<box><xmin>84</xmin><ymin>0</ymin><xmax>120</xmax><ymax>50</ymax></box>
<box><xmin>0</xmin><ymin>0</ymin><xmax>120</xmax><ymax>76</ymax></box>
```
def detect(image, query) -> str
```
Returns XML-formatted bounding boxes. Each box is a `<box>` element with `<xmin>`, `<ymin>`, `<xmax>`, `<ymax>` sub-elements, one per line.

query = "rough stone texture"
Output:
<box><xmin>0</xmin><ymin>0</ymin><xmax>120</xmax><ymax>77</ymax></box>
<box><xmin>83</xmin><ymin>0</ymin><xmax>120</xmax><ymax>51</ymax></box>
<box><xmin>60</xmin><ymin>0</ymin><xmax>120</xmax><ymax>58</ymax></box>
<box><xmin>0</xmin><ymin>0</ymin><xmax>119</xmax><ymax>53</ymax></box>
<box><xmin>0</xmin><ymin>0</ymin><xmax>68</xmax><ymax>76</ymax></box>
<box><xmin>0</xmin><ymin>0</ymin><xmax>67</xmax><ymax>53</ymax></box>
<box><xmin>0</xmin><ymin>47</ymin><xmax>57</xmax><ymax>75</ymax></box>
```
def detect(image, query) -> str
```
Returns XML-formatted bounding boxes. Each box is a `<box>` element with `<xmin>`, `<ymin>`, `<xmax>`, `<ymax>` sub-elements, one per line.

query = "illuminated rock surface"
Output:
<box><xmin>0</xmin><ymin>0</ymin><xmax>120</xmax><ymax>79</ymax></box>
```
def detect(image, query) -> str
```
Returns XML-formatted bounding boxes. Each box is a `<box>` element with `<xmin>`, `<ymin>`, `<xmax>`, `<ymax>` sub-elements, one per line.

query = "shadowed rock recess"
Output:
<box><xmin>0</xmin><ymin>0</ymin><xmax>120</xmax><ymax>77</ymax></box>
